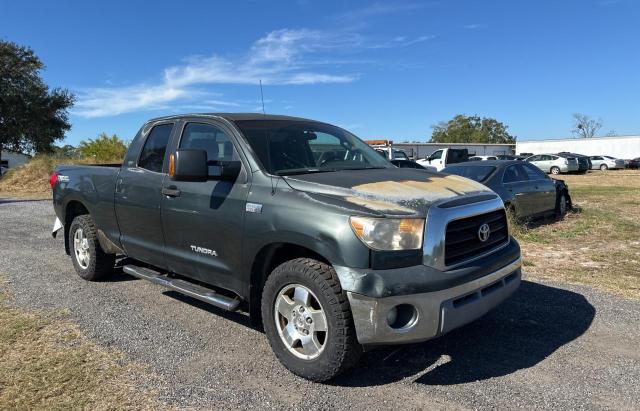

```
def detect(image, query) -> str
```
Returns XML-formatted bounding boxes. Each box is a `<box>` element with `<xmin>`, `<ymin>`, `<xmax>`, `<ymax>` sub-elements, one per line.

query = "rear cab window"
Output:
<box><xmin>138</xmin><ymin>123</ymin><xmax>173</xmax><ymax>172</ymax></box>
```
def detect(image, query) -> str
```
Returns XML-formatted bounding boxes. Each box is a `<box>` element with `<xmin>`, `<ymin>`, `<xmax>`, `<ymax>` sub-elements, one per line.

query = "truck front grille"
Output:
<box><xmin>444</xmin><ymin>209</ymin><xmax>508</xmax><ymax>266</ymax></box>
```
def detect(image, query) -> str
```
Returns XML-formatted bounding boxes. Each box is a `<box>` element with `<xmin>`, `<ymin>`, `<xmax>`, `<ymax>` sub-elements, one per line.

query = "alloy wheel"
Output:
<box><xmin>274</xmin><ymin>284</ymin><xmax>328</xmax><ymax>360</ymax></box>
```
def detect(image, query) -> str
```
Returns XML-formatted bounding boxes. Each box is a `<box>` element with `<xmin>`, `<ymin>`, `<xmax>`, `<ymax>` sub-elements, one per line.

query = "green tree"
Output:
<box><xmin>430</xmin><ymin>114</ymin><xmax>516</xmax><ymax>144</ymax></box>
<box><xmin>78</xmin><ymin>133</ymin><xmax>128</xmax><ymax>161</ymax></box>
<box><xmin>52</xmin><ymin>144</ymin><xmax>80</xmax><ymax>158</ymax></box>
<box><xmin>0</xmin><ymin>40</ymin><xmax>75</xmax><ymax>165</ymax></box>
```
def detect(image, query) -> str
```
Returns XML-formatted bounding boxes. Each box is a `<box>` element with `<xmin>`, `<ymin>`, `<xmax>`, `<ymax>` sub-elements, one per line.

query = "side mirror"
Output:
<box><xmin>170</xmin><ymin>149</ymin><xmax>208</xmax><ymax>182</ymax></box>
<box><xmin>210</xmin><ymin>160</ymin><xmax>241</xmax><ymax>180</ymax></box>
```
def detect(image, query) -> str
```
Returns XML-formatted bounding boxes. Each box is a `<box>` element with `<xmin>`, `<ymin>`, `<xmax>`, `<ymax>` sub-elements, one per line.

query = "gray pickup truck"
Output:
<box><xmin>51</xmin><ymin>113</ymin><xmax>521</xmax><ymax>381</ymax></box>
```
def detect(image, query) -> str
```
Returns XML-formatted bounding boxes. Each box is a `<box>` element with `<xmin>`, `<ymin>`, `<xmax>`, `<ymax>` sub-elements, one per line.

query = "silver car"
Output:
<box><xmin>525</xmin><ymin>154</ymin><xmax>579</xmax><ymax>174</ymax></box>
<box><xmin>589</xmin><ymin>155</ymin><xmax>625</xmax><ymax>170</ymax></box>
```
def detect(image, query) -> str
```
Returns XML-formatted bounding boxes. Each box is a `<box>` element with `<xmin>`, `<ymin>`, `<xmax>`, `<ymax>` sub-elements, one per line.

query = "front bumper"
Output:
<box><xmin>345</xmin><ymin>257</ymin><xmax>521</xmax><ymax>345</ymax></box>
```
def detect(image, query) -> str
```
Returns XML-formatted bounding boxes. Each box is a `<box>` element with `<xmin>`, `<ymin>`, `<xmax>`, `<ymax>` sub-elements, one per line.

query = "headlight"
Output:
<box><xmin>349</xmin><ymin>217</ymin><xmax>424</xmax><ymax>250</ymax></box>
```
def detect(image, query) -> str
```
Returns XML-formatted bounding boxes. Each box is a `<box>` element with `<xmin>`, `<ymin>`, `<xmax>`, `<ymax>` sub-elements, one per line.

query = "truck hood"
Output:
<box><xmin>283</xmin><ymin>168</ymin><xmax>495</xmax><ymax>217</ymax></box>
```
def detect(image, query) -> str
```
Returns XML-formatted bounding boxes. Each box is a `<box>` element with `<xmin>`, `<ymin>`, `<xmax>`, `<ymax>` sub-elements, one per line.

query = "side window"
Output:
<box><xmin>527</xmin><ymin>155</ymin><xmax>539</xmax><ymax>162</ymax></box>
<box><xmin>431</xmin><ymin>150</ymin><xmax>443</xmax><ymax>160</ymax></box>
<box><xmin>503</xmin><ymin>165</ymin><xmax>528</xmax><ymax>183</ymax></box>
<box><xmin>523</xmin><ymin>163</ymin><xmax>548</xmax><ymax>180</ymax></box>
<box><xmin>547</xmin><ymin>155</ymin><xmax>557</xmax><ymax>161</ymax></box>
<box><xmin>180</xmin><ymin>123</ymin><xmax>237</xmax><ymax>162</ymax></box>
<box><xmin>138</xmin><ymin>123</ymin><xmax>173</xmax><ymax>172</ymax></box>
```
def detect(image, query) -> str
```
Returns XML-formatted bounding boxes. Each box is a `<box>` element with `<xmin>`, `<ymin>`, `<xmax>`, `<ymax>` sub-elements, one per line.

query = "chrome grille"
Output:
<box><xmin>444</xmin><ymin>209</ymin><xmax>508</xmax><ymax>266</ymax></box>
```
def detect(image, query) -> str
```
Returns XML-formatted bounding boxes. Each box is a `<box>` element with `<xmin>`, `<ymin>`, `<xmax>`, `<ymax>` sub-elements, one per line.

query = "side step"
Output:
<box><xmin>123</xmin><ymin>265</ymin><xmax>240</xmax><ymax>311</ymax></box>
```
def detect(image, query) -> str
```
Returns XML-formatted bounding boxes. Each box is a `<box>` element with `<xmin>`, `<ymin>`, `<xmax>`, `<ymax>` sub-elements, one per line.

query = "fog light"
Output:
<box><xmin>386</xmin><ymin>306</ymin><xmax>398</xmax><ymax>326</ymax></box>
<box><xmin>386</xmin><ymin>304</ymin><xmax>418</xmax><ymax>330</ymax></box>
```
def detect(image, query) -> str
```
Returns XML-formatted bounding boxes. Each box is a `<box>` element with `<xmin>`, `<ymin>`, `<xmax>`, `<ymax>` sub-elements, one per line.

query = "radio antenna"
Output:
<box><xmin>259</xmin><ymin>80</ymin><xmax>266</xmax><ymax>114</ymax></box>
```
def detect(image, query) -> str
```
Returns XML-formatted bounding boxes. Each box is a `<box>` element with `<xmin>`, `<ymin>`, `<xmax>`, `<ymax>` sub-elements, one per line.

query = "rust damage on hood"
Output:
<box><xmin>283</xmin><ymin>169</ymin><xmax>494</xmax><ymax>217</ymax></box>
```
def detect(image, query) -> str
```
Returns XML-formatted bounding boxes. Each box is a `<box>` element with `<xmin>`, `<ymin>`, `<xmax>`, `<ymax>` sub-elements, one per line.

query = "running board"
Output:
<box><xmin>123</xmin><ymin>265</ymin><xmax>240</xmax><ymax>311</ymax></box>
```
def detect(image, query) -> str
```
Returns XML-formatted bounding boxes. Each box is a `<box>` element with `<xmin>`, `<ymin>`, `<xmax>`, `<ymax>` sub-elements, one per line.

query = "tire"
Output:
<box><xmin>550</xmin><ymin>166</ymin><xmax>560</xmax><ymax>175</ymax></box>
<box><xmin>261</xmin><ymin>258</ymin><xmax>362</xmax><ymax>381</ymax></box>
<box><xmin>600</xmin><ymin>164</ymin><xmax>608</xmax><ymax>171</ymax></box>
<box><xmin>68</xmin><ymin>215</ymin><xmax>115</xmax><ymax>281</ymax></box>
<box><xmin>556</xmin><ymin>193</ymin><xmax>568</xmax><ymax>217</ymax></box>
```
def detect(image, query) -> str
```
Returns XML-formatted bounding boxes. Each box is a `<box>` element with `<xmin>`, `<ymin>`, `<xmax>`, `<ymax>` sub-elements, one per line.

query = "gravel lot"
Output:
<box><xmin>1</xmin><ymin>198</ymin><xmax>639</xmax><ymax>410</ymax></box>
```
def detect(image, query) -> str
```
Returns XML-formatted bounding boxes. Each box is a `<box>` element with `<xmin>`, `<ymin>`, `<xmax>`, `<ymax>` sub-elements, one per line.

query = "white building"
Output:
<box><xmin>393</xmin><ymin>142</ymin><xmax>515</xmax><ymax>160</ymax></box>
<box><xmin>516</xmin><ymin>135</ymin><xmax>640</xmax><ymax>158</ymax></box>
<box><xmin>1</xmin><ymin>150</ymin><xmax>31</xmax><ymax>170</ymax></box>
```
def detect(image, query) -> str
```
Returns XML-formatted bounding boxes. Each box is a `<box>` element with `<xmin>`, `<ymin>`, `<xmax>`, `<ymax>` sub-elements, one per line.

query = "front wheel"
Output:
<box><xmin>556</xmin><ymin>193</ymin><xmax>568</xmax><ymax>217</ymax></box>
<box><xmin>261</xmin><ymin>258</ymin><xmax>362</xmax><ymax>381</ymax></box>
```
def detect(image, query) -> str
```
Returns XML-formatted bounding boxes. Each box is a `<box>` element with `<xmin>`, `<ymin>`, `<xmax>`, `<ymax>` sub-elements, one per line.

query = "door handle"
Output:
<box><xmin>162</xmin><ymin>186</ymin><xmax>181</xmax><ymax>197</ymax></box>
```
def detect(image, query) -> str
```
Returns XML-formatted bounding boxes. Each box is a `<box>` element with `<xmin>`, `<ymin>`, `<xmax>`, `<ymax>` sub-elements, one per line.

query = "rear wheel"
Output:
<box><xmin>600</xmin><ymin>164</ymin><xmax>608</xmax><ymax>171</ymax></box>
<box><xmin>69</xmin><ymin>215</ymin><xmax>115</xmax><ymax>281</ymax></box>
<box><xmin>550</xmin><ymin>166</ymin><xmax>560</xmax><ymax>175</ymax></box>
<box><xmin>261</xmin><ymin>258</ymin><xmax>362</xmax><ymax>381</ymax></box>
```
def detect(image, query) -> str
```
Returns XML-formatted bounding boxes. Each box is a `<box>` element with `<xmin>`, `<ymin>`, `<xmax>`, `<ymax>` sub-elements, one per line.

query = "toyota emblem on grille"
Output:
<box><xmin>478</xmin><ymin>223</ymin><xmax>491</xmax><ymax>242</ymax></box>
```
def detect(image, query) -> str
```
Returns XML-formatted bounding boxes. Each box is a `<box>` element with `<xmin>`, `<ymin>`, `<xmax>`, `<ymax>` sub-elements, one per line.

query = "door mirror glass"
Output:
<box><xmin>209</xmin><ymin>160</ymin><xmax>241</xmax><ymax>180</ymax></box>
<box><xmin>171</xmin><ymin>149</ymin><xmax>208</xmax><ymax>182</ymax></box>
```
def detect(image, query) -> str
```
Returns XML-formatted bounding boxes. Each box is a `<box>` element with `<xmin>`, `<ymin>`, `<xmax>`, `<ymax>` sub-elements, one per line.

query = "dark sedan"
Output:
<box><xmin>442</xmin><ymin>160</ymin><xmax>571</xmax><ymax>219</ymax></box>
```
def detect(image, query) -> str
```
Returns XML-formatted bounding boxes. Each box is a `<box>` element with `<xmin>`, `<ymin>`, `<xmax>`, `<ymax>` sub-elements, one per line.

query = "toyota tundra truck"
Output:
<box><xmin>51</xmin><ymin>113</ymin><xmax>522</xmax><ymax>381</ymax></box>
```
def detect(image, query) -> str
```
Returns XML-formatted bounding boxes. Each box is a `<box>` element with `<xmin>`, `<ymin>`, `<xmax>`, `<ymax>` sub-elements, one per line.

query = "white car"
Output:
<box><xmin>588</xmin><ymin>155</ymin><xmax>625</xmax><ymax>170</ymax></box>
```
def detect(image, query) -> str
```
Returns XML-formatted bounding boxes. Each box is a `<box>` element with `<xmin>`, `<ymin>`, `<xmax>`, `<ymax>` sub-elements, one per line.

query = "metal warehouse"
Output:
<box><xmin>516</xmin><ymin>135</ymin><xmax>640</xmax><ymax>158</ymax></box>
<box><xmin>393</xmin><ymin>143</ymin><xmax>515</xmax><ymax>160</ymax></box>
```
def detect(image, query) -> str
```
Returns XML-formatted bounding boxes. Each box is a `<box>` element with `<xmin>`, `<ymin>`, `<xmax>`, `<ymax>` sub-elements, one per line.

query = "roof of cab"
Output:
<box><xmin>147</xmin><ymin>112</ymin><xmax>318</xmax><ymax>123</ymax></box>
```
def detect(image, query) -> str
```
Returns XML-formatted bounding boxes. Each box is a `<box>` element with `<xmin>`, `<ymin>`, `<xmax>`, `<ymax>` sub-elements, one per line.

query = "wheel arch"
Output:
<box><xmin>248</xmin><ymin>242</ymin><xmax>332</xmax><ymax>327</ymax></box>
<box><xmin>63</xmin><ymin>200</ymin><xmax>90</xmax><ymax>255</ymax></box>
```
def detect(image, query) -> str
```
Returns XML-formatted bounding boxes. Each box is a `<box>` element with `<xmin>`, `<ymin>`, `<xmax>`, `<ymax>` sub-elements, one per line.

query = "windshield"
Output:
<box><xmin>442</xmin><ymin>165</ymin><xmax>496</xmax><ymax>182</ymax></box>
<box><xmin>234</xmin><ymin>120</ymin><xmax>392</xmax><ymax>174</ymax></box>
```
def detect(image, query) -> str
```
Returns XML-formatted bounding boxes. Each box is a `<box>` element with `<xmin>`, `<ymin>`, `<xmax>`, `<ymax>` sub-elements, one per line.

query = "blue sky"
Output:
<box><xmin>2</xmin><ymin>0</ymin><xmax>639</xmax><ymax>145</ymax></box>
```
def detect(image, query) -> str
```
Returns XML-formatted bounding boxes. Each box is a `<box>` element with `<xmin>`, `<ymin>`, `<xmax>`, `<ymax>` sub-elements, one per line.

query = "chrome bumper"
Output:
<box><xmin>347</xmin><ymin>257</ymin><xmax>521</xmax><ymax>345</ymax></box>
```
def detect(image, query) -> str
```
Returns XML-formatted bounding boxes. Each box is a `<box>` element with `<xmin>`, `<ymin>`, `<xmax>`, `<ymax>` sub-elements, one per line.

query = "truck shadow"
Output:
<box><xmin>332</xmin><ymin>280</ymin><xmax>595</xmax><ymax>387</ymax></box>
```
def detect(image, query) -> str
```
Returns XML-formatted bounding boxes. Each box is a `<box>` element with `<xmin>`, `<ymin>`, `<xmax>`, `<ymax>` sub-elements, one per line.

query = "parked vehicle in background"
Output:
<box><xmin>0</xmin><ymin>165</ymin><xmax>7</xmax><ymax>176</ymax></box>
<box><xmin>624</xmin><ymin>157</ymin><xmax>640</xmax><ymax>169</ymax></box>
<box><xmin>497</xmin><ymin>155</ymin><xmax>525</xmax><ymax>161</ymax></box>
<box><xmin>468</xmin><ymin>155</ymin><xmax>498</xmax><ymax>161</ymax></box>
<box><xmin>390</xmin><ymin>159</ymin><xmax>436</xmax><ymax>171</ymax></box>
<box><xmin>442</xmin><ymin>161</ymin><xmax>571</xmax><ymax>219</ymax></box>
<box><xmin>526</xmin><ymin>154</ymin><xmax>578</xmax><ymax>175</ymax></box>
<box><xmin>416</xmin><ymin>148</ymin><xmax>469</xmax><ymax>171</ymax></box>
<box><xmin>365</xmin><ymin>140</ymin><xmax>410</xmax><ymax>161</ymax></box>
<box><xmin>589</xmin><ymin>155</ymin><xmax>625</xmax><ymax>170</ymax></box>
<box><xmin>557</xmin><ymin>152</ymin><xmax>590</xmax><ymax>174</ymax></box>
<box><xmin>50</xmin><ymin>113</ymin><xmax>522</xmax><ymax>381</ymax></box>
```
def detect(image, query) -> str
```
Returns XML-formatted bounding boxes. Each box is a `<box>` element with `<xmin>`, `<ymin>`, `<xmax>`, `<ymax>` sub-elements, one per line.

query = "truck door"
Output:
<box><xmin>430</xmin><ymin>149</ymin><xmax>444</xmax><ymax>170</ymax></box>
<box><xmin>114</xmin><ymin>122</ymin><xmax>174</xmax><ymax>268</ymax></box>
<box><xmin>161</xmin><ymin>120</ymin><xmax>250</xmax><ymax>292</ymax></box>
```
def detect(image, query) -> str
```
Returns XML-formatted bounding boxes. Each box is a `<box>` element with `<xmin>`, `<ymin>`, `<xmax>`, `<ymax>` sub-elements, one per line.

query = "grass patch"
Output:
<box><xmin>0</xmin><ymin>283</ymin><xmax>159</xmax><ymax>409</ymax></box>
<box><xmin>515</xmin><ymin>172</ymin><xmax>640</xmax><ymax>299</ymax></box>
